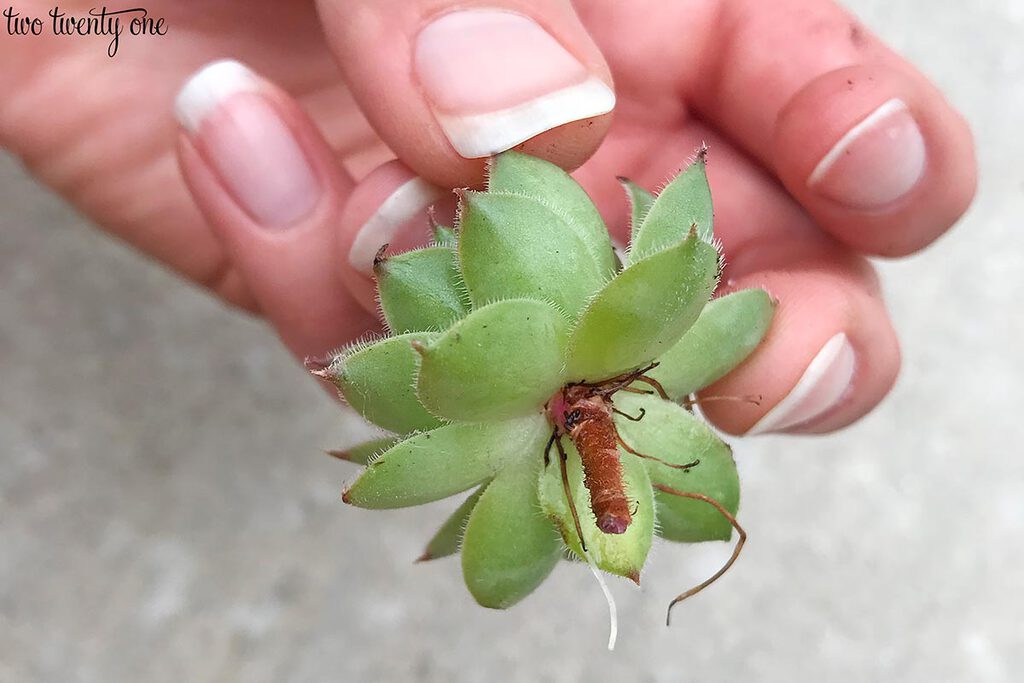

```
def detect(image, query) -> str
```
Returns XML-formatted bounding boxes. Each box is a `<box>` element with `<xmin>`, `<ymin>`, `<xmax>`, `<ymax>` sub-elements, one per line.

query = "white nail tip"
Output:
<box><xmin>746</xmin><ymin>333</ymin><xmax>856</xmax><ymax>435</ymax></box>
<box><xmin>348</xmin><ymin>177</ymin><xmax>446</xmax><ymax>275</ymax></box>
<box><xmin>807</xmin><ymin>98</ymin><xmax>909</xmax><ymax>187</ymax></box>
<box><xmin>435</xmin><ymin>76</ymin><xmax>615</xmax><ymax>159</ymax></box>
<box><xmin>174</xmin><ymin>59</ymin><xmax>261</xmax><ymax>133</ymax></box>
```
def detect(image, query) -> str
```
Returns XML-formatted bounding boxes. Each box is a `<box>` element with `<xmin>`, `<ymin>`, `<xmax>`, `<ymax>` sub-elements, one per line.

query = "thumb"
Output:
<box><xmin>315</xmin><ymin>0</ymin><xmax>616</xmax><ymax>187</ymax></box>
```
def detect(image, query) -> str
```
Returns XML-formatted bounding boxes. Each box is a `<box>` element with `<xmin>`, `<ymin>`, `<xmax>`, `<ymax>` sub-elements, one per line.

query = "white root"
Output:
<box><xmin>584</xmin><ymin>551</ymin><xmax>618</xmax><ymax>651</ymax></box>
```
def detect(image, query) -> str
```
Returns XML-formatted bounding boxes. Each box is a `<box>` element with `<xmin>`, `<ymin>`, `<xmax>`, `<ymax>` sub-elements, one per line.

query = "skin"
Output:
<box><xmin>0</xmin><ymin>0</ymin><xmax>976</xmax><ymax>435</ymax></box>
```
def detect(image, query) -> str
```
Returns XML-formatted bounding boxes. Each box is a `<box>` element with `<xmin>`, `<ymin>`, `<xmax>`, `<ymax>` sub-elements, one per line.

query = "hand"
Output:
<box><xmin>0</xmin><ymin>0</ymin><xmax>975</xmax><ymax>435</ymax></box>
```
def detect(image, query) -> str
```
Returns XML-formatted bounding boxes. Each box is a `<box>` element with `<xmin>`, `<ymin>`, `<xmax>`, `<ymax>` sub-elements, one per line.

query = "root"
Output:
<box><xmin>611</xmin><ymin>406</ymin><xmax>646</xmax><ymax>422</ymax></box>
<box><xmin>681</xmin><ymin>394</ymin><xmax>762</xmax><ymax>409</ymax></box>
<box><xmin>578</xmin><ymin>362</ymin><xmax>660</xmax><ymax>396</ymax></box>
<box><xmin>553</xmin><ymin>434</ymin><xmax>588</xmax><ymax>553</ymax></box>
<box><xmin>584</xmin><ymin>551</ymin><xmax>618</xmax><ymax>651</ymax></box>
<box><xmin>653</xmin><ymin>484</ymin><xmax>746</xmax><ymax>626</ymax></box>
<box><xmin>616</xmin><ymin>433</ymin><xmax>699</xmax><ymax>471</ymax></box>
<box><xmin>634</xmin><ymin>373</ymin><xmax>669</xmax><ymax>400</ymax></box>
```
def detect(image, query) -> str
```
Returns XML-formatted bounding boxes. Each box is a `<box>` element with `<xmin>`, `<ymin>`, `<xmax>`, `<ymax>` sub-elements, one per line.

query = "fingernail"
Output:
<box><xmin>807</xmin><ymin>99</ymin><xmax>926</xmax><ymax>209</ymax></box>
<box><xmin>348</xmin><ymin>176</ymin><xmax>446</xmax><ymax>275</ymax></box>
<box><xmin>174</xmin><ymin>59</ymin><xmax>321</xmax><ymax>228</ymax></box>
<box><xmin>746</xmin><ymin>333</ymin><xmax>856</xmax><ymax>435</ymax></box>
<box><xmin>414</xmin><ymin>9</ymin><xmax>615</xmax><ymax>158</ymax></box>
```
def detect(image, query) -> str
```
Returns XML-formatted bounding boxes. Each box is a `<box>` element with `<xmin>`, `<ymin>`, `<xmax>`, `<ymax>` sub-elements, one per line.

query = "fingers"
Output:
<box><xmin>698</xmin><ymin>242</ymin><xmax>900</xmax><ymax>436</ymax></box>
<box><xmin>174</xmin><ymin>60</ymin><xmax>377</xmax><ymax>359</ymax></box>
<box><xmin>314</xmin><ymin>0</ymin><xmax>616</xmax><ymax>187</ymax></box>
<box><xmin>692</xmin><ymin>0</ymin><xmax>976</xmax><ymax>257</ymax></box>
<box><xmin>587</xmin><ymin>120</ymin><xmax>901</xmax><ymax>436</ymax></box>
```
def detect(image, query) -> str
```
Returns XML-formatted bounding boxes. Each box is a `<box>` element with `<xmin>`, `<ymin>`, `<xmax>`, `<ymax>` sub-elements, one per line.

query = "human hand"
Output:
<box><xmin>0</xmin><ymin>0</ymin><xmax>975</xmax><ymax>435</ymax></box>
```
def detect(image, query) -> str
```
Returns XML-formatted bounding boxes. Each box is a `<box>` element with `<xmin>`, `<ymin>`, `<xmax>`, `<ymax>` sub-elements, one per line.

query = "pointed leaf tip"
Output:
<box><xmin>372</xmin><ymin>243</ymin><xmax>389</xmax><ymax>273</ymax></box>
<box><xmin>376</xmin><ymin>246</ymin><xmax>469</xmax><ymax>333</ymax></box>
<box><xmin>304</xmin><ymin>355</ymin><xmax>332</xmax><ymax>377</ymax></box>
<box><xmin>431</xmin><ymin>222</ymin><xmax>458</xmax><ymax>248</ymax></box>
<box><xmin>567</xmin><ymin>233</ymin><xmax>719</xmax><ymax>381</ymax></box>
<box><xmin>327</xmin><ymin>436</ymin><xmax>400</xmax><ymax>466</ymax></box>
<box><xmin>618</xmin><ymin>177</ymin><xmax>655</xmax><ymax>245</ymax></box>
<box><xmin>457</xmin><ymin>191</ymin><xmax>606</xmax><ymax>320</ymax></box>
<box><xmin>418</xmin><ymin>486</ymin><xmax>487</xmax><ymax>562</ymax></box>
<box><xmin>629</xmin><ymin>148</ymin><xmax>714</xmax><ymax>263</ymax></box>
<box><xmin>487</xmin><ymin>151</ymin><xmax>616</xmax><ymax>278</ymax></box>
<box><xmin>332</xmin><ymin>333</ymin><xmax>442</xmax><ymax>434</ymax></box>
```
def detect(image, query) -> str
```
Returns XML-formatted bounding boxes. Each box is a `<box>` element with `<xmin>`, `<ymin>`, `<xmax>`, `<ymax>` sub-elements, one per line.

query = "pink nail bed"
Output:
<box><xmin>808</xmin><ymin>99</ymin><xmax>926</xmax><ymax>209</ymax></box>
<box><xmin>414</xmin><ymin>9</ymin><xmax>615</xmax><ymax>158</ymax></box>
<box><xmin>175</xmin><ymin>60</ymin><xmax>321</xmax><ymax>228</ymax></box>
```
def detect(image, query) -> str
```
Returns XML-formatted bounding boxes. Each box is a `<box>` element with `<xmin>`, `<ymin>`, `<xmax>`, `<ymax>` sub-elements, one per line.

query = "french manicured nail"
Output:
<box><xmin>747</xmin><ymin>333</ymin><xmax>856</xmax><ymax>435</ymax></box>
<box><xmin>348</xmin><ymin>176</ymin><xmax>446</xmax><ymax>275</ymax></box>
<box><xmin>174</xmin><ymin>60</ymin><xmax>321</xmax><ymax>228</ymax></box>
<box><xmin>414</xmin><ymin>9</ymin><xmax>615</xmax><ymax>158</ymax></box>
<box><xmin>808</xmin><ymin>99</ymin><xmax>926</xmax><ymax>209</ymax></box>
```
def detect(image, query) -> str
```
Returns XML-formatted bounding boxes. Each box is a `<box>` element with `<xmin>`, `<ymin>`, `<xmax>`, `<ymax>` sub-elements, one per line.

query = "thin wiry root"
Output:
<box><xmin>681</xmin><ymin>394</ymin><xmax>762</xmax><ymax>409</ymax></box>
<box><xmin>611</xmin><ymin>406</ymin><xmax>646</xmax><ymax>422</ymax></box>
<box><xmin>617</xmin><ymin>433</ymin><xmax>699</xmax><ymax>471</ymax></box>
<box><xmin>653</xmin><ymin>484</ymin><xmax>746</xmax><ymax>626</ymax></box>
<box><xmin>634</xmin><ymin>373</ymin><xmax>670</xmax><ymax>400</ymax></box>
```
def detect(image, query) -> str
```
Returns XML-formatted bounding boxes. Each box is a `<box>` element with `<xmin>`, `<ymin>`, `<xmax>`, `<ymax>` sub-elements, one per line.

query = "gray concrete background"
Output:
<box><xmin>1</xmin><ymin>1</ymin><xmax>1022</xmax><ymax>681</ymax></box>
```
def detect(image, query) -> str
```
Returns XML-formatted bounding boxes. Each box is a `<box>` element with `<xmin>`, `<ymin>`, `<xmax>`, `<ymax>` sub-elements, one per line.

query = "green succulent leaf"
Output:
<box><xmin>649</xmin><ymin>289</ymin><xmax>776</xmax><ymax>400</ymax></box>
<box><xmin>566</xmin><ymin>232</ymin><xmax>720</xmax><ymax>382</ymax></box>
<box><xmin>618</xmin><ymin>177</ymin><xmax>655</xmax><ymax>245</ymax></box>
<box><xmin>614</xmin><ymin>393</ymin><xmax>739</xmax><ymax>542</ymax></box>
<box><xmin>538</xmin><ymin>438</ymin><xmax>654</xmax><ymax>580</ymax></box>
<box><xmin>328</xmin><ymin>333</ymin><xmax>442</xmax><ymax>434</ymax></box>
<box><xmin>431</xmin><ymin>223</ymin><xmax>458</xmax><ymax>248</ymax></box>
<box><xmin>418</xmin><ymin>487</ymin><xmax>486</xmax><ymax>562</ymax></box>
<box><xmin>415</xmin><ymin>299</ymin><xmax>569</xmax><ymax>422</ymax></box>
<box><xmin>488</xmin><ymin>151</ymin><xmax>617</xmax><ymax>278</ymax></box>
<box><xmin>375</xmin><ymin>246</ymin><xmax>469</xmax><ymax>334</ymax></box>
<box><xmin>629</xmin><ymin>150</ymin><xmax>712</xmax><ymax>264</ymax></box>
<box><xmin>324</xmin><ymin>151</ymin><xmax>771</xmax><ymax>612</ymax></box>
<box><xmin>458</xmin><ymin>191</ymin><xmax>606</xmax><ymax>319</ymax></box>
<box><xmin>461</xmin><ymin>458</ymin><xmax>562</xmax><ymax>609</ymax></box>
<box><xmin>329</xmin><ymin>436</ymin><xmax>400</xmax><ymax>466</ymax></box>
<box><xmin>343</xmin><ymin>414</ymin><xmax>548</xmax><ymax>509</ymax></box>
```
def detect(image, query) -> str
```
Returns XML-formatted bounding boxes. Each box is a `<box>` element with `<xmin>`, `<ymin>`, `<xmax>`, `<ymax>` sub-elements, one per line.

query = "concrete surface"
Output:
<box><xmin>1</xmin><ymin>1</ymin><xmax>1022</xmax><ymax>681</ymax></box>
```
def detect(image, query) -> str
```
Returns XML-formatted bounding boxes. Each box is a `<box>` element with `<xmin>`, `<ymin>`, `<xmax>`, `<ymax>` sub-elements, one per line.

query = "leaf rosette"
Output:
<box><xmin>322</xmin><ymin>150</ymin><xmax>775</xmax><ymax>610</ymax></box>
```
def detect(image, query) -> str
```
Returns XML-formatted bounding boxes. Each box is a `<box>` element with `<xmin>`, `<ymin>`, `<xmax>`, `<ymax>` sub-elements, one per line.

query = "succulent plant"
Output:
<box><xmin>317</xmin><ymin>150</ymin><xmax>774</xmax><ymax>643</ymax></box>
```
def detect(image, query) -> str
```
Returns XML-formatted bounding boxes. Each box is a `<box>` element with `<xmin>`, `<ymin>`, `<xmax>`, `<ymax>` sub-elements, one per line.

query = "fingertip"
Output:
<box><xmin>173</xmin><ymin>60</ymin><xmax>376</xmax><ymax>358</ymax></box>
<box><xmin>773</xmin><ymin>64</ymin><xmax>977</xmax><ymax>257</ymax></box>
<box><xmin>320</xmin><ymin>1</ymin><xmax>615</xmax><ymax>188</ymax></box>
<box><xmin>698</xmin><ymin>251</ymin><xmax>901</xmax><ymax>436</ymax></box>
